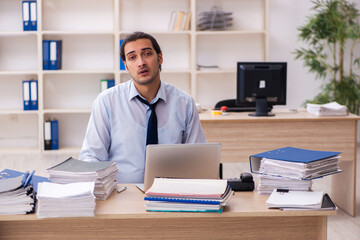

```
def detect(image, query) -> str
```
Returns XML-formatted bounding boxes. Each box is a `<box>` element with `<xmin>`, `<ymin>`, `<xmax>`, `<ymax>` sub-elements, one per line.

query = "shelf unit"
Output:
<box><xmin>0</xmin><ymin>0</ymin><xmax>268</xmax><ymax>154</ymax></box>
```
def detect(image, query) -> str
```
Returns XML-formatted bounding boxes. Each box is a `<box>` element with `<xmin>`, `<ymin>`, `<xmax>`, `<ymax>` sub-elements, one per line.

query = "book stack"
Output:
<box><xmin>0</xmin><ymin>171</ymin><xmax>34</xmax><ymax>215</ymax></box>
<box><xmin>307</xmin><ymin>102</ymin><xmax>348</xmax><ymax>116</ymax></box>
<box><xmin>168</xmin><ymin>11</ymin><xmax>191</xmax><ymax>31</ymax></box>
<box><xmin>144</xmin><ymin>178</ymin><xmax>233</xmax><ymax>212</ymax></box>
<box><xmin>250</xmin><ymin>147</ymin><xmax>342</xmax><ymax>194</ymax></box>
<box><xmin>36</xmin><ymin>181</ymin><xmax>96</xmax><ymax>218</ymax></box>
<box><xmin>46</xmin><ymin>157</ymin><xmax>118</xmax><ymax>200</ymax></box>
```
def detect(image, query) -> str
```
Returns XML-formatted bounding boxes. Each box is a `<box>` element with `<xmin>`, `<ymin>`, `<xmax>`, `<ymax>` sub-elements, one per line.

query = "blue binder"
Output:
<box><xmin>43</xmin><ymin>40</ymin><xmax>50</xmax><ymax>70</ymax></box>
<box><xmin>29</xmin><ymin>1</ymin><xmax>37</xmax><ymax>31</ymax></box>
<box><xmin>120</xmin><ymin>39</ymin><xmax>126</xmax><ymax>70</ymax></box>
<box><xmin>0</xmin><ymin>169</ymin><xmax>50</xmax><ymax>193</ymax></box>
<box><xmin>44</xmin><ymin>120</ymin><xmax>52</xmax><ymax>150</ymax></box>
<box><xmin>22</xmin><ymin>1</ymin><xmax>30</xmax><ymax>31</ymax></box>
<box><xmin>22</xmin><ymin>80</ymin><xmax>31</xmax><ymax>110</ymax></box>
<box><xmin>30</xmin><ymin>80</ymin><xmax>38</xmax><ymax>110</ymax></box>
<box><xmin>249</xmin><ymin>146</ymin><xmax>342</xmax><ymax>179</ymax></box>
<box><xmin>51</xmin><ymin>120</ymin><xmax>59</xmax><ymax>150</ymax></box>
<box><xmin>107</xmin><ymin>79</ymin><xmax>115</xmax><ymax>88</ymax></box>
<box><xmin>50</xmin><ymin>40</ymin><xmax>62</xmax><ymax>70</ymax></box>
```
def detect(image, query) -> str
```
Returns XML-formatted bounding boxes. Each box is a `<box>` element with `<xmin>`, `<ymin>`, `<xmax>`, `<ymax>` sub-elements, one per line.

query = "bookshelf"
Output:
<box><xmin>0</xmin><ymin>0</ymin><xmax>268</xmax><ymax>154</ymax></box>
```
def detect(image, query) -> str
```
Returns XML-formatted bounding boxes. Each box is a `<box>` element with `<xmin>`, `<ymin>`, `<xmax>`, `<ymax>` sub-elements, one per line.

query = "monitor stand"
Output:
<box><xmin>249</xmin><ymin>98</ymin><xmax>275</xmax><ymax>117</ymax></box>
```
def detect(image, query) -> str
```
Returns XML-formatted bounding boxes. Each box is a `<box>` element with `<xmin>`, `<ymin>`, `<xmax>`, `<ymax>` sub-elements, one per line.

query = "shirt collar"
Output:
<box><xmin>128</xmin><ymin>80</ymin><xmax>167</xmax><ymax>104</ymax></box>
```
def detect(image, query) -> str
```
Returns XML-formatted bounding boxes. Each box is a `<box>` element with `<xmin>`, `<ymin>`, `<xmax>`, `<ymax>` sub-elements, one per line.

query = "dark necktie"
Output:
<box><xmin>136</xmin><ymin>96</ymin><xmax>159</xmax><ymax>145</ymax></box>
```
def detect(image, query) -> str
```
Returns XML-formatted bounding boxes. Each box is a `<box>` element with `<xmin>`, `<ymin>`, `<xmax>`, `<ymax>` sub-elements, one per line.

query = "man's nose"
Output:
<box><xmin>137</xmin><ymin>56</ymin><xmax>146</xmax><ymax>67</ymax></box>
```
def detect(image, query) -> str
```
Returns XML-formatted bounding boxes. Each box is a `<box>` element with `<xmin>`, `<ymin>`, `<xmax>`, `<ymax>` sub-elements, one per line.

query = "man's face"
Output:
<box><xmin>124</xmin><ymin>39</ymin><xmax>163</xmax><ymax>86</ymax></box>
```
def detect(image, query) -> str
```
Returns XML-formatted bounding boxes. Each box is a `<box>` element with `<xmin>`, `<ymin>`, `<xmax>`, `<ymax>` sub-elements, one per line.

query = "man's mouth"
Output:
<box><xmin>138</xmin><ymin>68</ymin><xmax>149</xmax><ymax>75</ymax></box>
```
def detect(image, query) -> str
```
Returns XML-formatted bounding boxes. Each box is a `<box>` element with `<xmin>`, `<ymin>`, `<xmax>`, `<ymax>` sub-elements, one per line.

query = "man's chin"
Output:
<box><xmin>133</xmin><ymin>77</ymin><xmax>156</xmax><ymax>86</ymax></box>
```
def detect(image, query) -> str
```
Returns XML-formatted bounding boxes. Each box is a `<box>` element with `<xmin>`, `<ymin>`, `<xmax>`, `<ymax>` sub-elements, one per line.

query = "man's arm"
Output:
<box><xmin>79</xmin><ymin>95</ymin><xmax>111</xmax><ymax>162</ymax></box>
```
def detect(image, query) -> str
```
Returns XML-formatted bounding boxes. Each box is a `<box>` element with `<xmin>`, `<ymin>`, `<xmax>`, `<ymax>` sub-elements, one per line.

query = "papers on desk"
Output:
<box><xmin>257</xmin><ymin>175</ymin><xmax>312</xmax><ymax>195</ymax></box>
<box><xmin>306</xmin><ymin>102</ymin><xmax>348</xmax><ymax>116</ymax></box>
<box><xmin>266</xmin><ymin>189</ymin><xmax>336</xmax><ymax>210</ymax></box>
<box><xmin>36</xmin><ymin>181</ymin><xmax>96</xmax><ymax>218</ymax></box>
<box><xmin>250</xmin><ymin>147</ymin><xmax>342</xmax><ymax>195</ymax></box>
<box><xmin>47</xmin><ymin>157</ymin><xmax>118</xmax><ymax>200</ymax></box>
<box><xmin>0</xmin><ymin>172</ymin><xmax>35</xmax><ymax>215</ymax></box>
<box><xmin>144</xmin><ymin>178</ymin><xmax>233</xmax><ymax>212</ymax></box>
<box><xmin>250</xmin><ymin>147</ymin><xmax>342</xmax><ymax>180</ymax></box>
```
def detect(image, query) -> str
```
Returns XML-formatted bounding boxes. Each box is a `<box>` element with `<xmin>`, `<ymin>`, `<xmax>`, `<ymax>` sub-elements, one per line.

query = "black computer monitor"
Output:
<box><xmin>236</xmin><ymin>62</ymin><xmax>287</xmax><ymax>117</ymax></box>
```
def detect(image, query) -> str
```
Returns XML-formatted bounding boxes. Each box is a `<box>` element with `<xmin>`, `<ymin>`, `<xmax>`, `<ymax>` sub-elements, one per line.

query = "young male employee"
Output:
<box><xmin>79</xmin><ymin>31</ymin><xmax>207</xmax><ymax>183</ymax></box>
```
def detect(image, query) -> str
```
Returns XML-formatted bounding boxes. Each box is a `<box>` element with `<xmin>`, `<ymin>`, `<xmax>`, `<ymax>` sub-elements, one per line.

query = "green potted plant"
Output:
<box><xmin>295</xmin><ymin>0</ymin><xmax>360</xmax><ymax>114</ymax></box>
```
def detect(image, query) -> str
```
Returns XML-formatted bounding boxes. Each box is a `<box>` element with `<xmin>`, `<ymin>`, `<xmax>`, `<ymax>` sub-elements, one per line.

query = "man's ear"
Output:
<box><xmin>124</xmin><ymin>61</ymin><xmax>129</xmax><ymax>71</ymax></box>
<box><xmin>158</xmin><ymin>52</ymin><xmax>163</xmax><ymax>65</ymax></box>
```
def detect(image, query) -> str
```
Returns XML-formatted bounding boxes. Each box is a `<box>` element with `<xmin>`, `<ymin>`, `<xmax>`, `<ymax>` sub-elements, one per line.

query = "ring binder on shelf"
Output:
<box><xmin>44</xmin><ymin>120</ymin><xmax>52</xmax><ymax>150</ymax></box>
<box><xmin>29</xmin><ymin>1</ymin><xmax>37</xmax><ymax>31</ymax></box>
<box><xmin>51</xmin><ymin>120</ymin><xmax>59</xmax><ymax>150</ymax></box>
<box><xmin>30</xmin><ymin>80</ymin><xmax>38</xmax><ymax>110</ymax></box>
<box><xmin>22</xmin><ymin>80</ymin><xmax>31</xmax><ymax>111</ymax></box>
<box><xmin>22</xmin><ymin>1</ymin><xmax>30</xmax><ymax>31</ymax></box>
<box><xmin>50</xmin><ymin>40</ymin><xmax>62</xmax><ymax>70</ymax></box>
<box><xmin>42</xmin><ymin>40</ymin><xmax>50</xmax><ymax>70</ymax></box>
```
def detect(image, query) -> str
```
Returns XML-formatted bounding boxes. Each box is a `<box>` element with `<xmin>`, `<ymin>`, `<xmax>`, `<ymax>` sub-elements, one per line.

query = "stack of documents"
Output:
<box><xmin>250</xmin><ymin>147</ymin><xmax>342</xmax><ymax>180</ymax></box>
<box><xmin>306</xmin><ymin>102</ymin><xmax>348</xmax><ymax>116</ymax></box>
<box><xmin>36</xmin><ymin>181</ymin><xmax>96</xmax><ymax>218</ymax></box>
<box><xmin>250</xmin><ymin>147</ymin><xmax>342</xmax><ymax>194</ymax></box>
<box><xmin>144</xmin><ymin>178</ymin><xmax>233</xmax><ymax>212</ymax></box>
<box><xmin>266</xmin><ymin>189</ymin><xmax>336</xmax><ymax>210</ymax></box>
<box><xmin>257</xmin><ymin>175</ymin><xmax>312</xmax><ymax>195</ymax></box>
<box><xmin>47</xmin><ymin>157</ymin><xmax>118</xmax><ymax>200</ymax></box>
<box><xmin>0</xmin><ymin>171</ymin><xmax>34</xmax><ymax>215</ymax></box>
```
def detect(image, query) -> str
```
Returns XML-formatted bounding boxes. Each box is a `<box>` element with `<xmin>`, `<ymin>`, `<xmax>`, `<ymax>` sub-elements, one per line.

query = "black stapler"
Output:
<box><xmin>226</xmin><ymin>172</ymin><xmax>255</xmax><ymax>191</ymax></box>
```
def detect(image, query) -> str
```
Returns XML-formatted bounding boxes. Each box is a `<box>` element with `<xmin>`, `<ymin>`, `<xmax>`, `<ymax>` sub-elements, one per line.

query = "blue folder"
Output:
<box><xmin>0</xmin><ymin>169</ymin><xmax>50</xmax><ymax>193</ymax></box>
<box><xmin>30</xmin><ymin>80</ymin><xmax>38</xmax><ymax>110</ymax></box>
<box><xmin>249</xmin><ymin>146</ymin><xmax>342</xmax><ymax>179</ymax></box>
<box><xmin>120</xmin><ymin>39</ymin><xmax>126</xmax><ymax>70</ymax></box>
<box><xmin>50</xmin><ymin>40</ymin><xmax>62</xmax><ymax>70</ymax></box>
<box><xmin>22</xmin><ymin>80</ymin><xmax>31</xmax><ymax>111</ymax></box>
<box><xmin>29</xmin><ymin>1</ymin><xmax>37</xmax><ymax>31</ymax></box>
<box><xmin>22</xmin><ymin>1</ymin><xmax>30</xmax><ymax>31</ymax></box>
<box><xmin>43</xmin><ymin>40</ymin><xmax>50</xmax><ymax>70</ymax></box>
<box><xmin>107</xmin><ymin>79</ymin><xmax>115</xmax><ymax>88</ymax></box>
<box><xmin>51</xmin><ymin>120</ymin><xmax>59</xmax><ymax>150</ymax></box>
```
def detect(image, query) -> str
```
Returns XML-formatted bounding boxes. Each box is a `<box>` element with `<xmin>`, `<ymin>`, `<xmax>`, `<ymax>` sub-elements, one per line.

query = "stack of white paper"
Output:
<box><xmin>257</xmin><ymin>175</ymin><xmax>312</xmax><ymax>195</ymax></box>
<box><xmin>0</xmin><ymin>175</ymin><xmax>34</xmax><ymax>215</ymax></box>
<box><xmin>36</xmin><ymin>181</ymin><xmax>96</xmax><ymax>218</ymax></box>
<box><xmin>259</xmin><ymin>156</ymin><xmax>340</xmax><ymax>180</ymax></box>
<box><xmin>266</xmin><ymin>189</ymin><xmax>324</xmax><ymax>209</ymax></box>
<box><xmin>47</xmin><ymin>157</ymin><xmax>118</xmax><ymax>200</ymax></box>
<box><xmin>307</xmin><ymin>102</ymin><xmax>348</xmax><ymax>116</ymax></box>
<box><xmin>144</xmin><ymin>178</ymin><xmax>233</xmax><ymax>212</ymax></box>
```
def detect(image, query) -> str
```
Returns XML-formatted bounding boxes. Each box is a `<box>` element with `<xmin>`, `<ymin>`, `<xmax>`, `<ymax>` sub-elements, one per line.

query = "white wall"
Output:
<box><xmin>269</xmin><ymin>0</ymin><xmax>322</xmax><ymax>109</ymax></box>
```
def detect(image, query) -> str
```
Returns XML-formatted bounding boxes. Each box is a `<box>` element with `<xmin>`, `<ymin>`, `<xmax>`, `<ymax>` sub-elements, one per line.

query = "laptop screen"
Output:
<box><xmin>140</xmin><ymin>143</ymin><xmax>222</xmax><ymax>192</ymax></box>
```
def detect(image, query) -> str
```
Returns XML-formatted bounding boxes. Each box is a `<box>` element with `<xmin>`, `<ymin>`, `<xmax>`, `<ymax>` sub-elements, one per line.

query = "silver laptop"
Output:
<box><xmin>137</xmin><ymin>143</ymin><xmax>222</xmax><ymax>192</ymax></box>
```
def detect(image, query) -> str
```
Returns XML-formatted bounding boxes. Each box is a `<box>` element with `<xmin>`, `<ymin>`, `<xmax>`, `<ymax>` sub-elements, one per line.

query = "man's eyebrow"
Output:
<box><xmin>125</xmin><ymin>47</ymin><xmax>154</xmax><ymax>57</ymax></box>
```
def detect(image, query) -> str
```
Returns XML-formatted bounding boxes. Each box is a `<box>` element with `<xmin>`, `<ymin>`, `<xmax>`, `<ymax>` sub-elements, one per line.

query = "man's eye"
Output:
<box><xmin>128</xmin><ymin>56</ymin><xmax>136</xmax><ymax>61</ymax></box>
<box><xmin>144</xmin><ymin>52</ymin><xmax>152</xmax><ymax>56</ymax></box>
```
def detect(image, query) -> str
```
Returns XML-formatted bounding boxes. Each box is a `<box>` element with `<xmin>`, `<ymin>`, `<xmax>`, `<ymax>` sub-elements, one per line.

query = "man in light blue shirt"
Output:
<box><xmin>79</xmin><ymin>32</ymin><xmax>207</xmax><ymax>183</ymax></box>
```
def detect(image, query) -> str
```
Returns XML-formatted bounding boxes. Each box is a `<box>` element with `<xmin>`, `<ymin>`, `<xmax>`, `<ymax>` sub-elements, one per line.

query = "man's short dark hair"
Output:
<box><xmin>120</xmin><ymin>31</ymin><xmax>162</xmax><ymax>65</ymax></box>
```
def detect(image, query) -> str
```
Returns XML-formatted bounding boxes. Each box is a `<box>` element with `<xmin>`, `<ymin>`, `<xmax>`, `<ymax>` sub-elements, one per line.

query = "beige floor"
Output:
<box><xmin>0</xmin><ymin>147</ymin><xmax>359</xmax><ymax>240</ymax></box>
